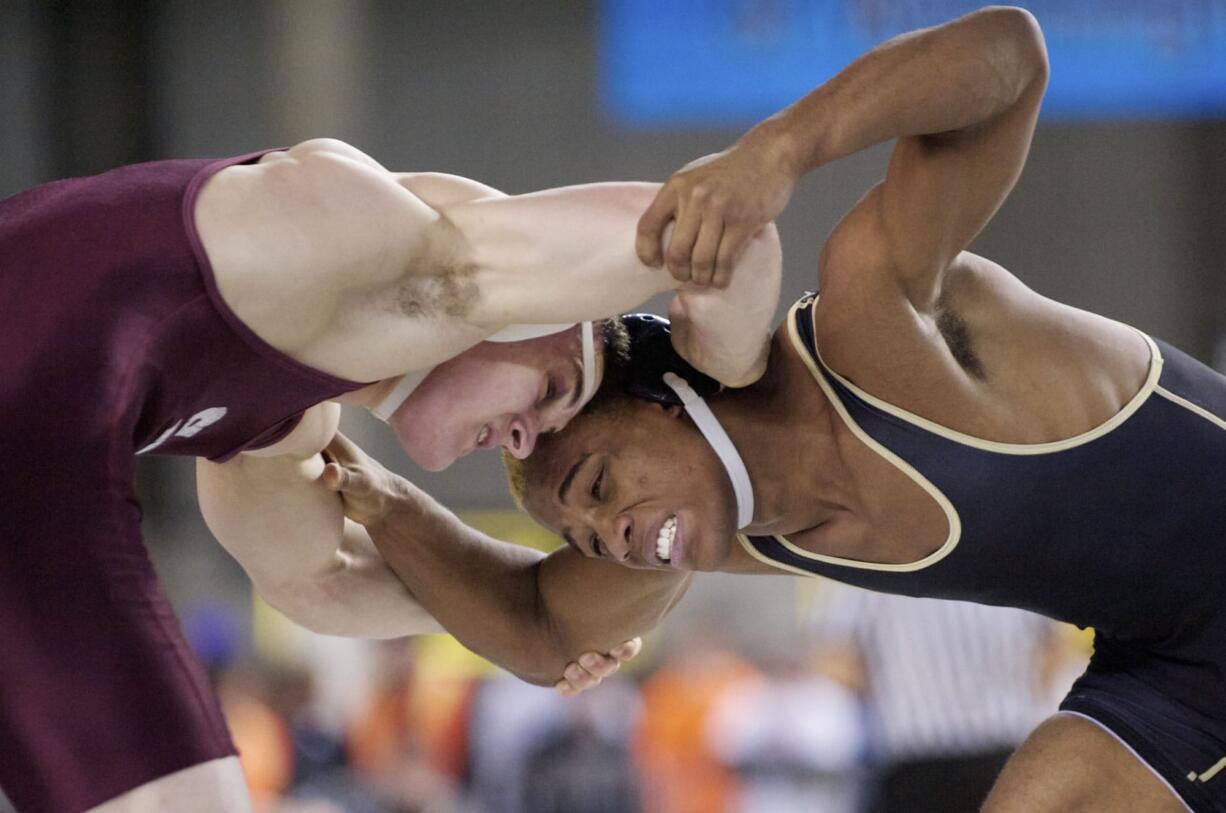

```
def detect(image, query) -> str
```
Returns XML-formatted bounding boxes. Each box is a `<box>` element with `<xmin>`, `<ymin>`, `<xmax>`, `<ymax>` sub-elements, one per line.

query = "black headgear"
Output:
<box><xmin>619</xmin><ymin>313</ymin><xmax>722</xmax><ymax>406</ymax></box>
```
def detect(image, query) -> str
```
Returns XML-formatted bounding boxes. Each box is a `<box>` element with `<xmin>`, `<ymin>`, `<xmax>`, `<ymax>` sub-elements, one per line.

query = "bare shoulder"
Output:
<box><xmin>194</xmin><ymin>140</ymin><xmax>446</xmax><ymax>352</ymax></box>
<box><xmin>813</xmin><ymin>249</ymin><xmax>1152</xmax><ymax>443</ymax></box>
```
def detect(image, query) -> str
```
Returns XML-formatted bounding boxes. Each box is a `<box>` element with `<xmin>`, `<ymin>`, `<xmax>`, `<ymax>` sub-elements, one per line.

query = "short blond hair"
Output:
<box><xmin>503</xmin><ymin>448</ymin><xmax>528</xmax><ymax>510</ymax></box>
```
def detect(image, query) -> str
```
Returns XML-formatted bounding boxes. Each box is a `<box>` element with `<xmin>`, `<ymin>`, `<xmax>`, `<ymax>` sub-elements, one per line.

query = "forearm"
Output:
<box><xmin>365</xmin><ymin>480</ymin><xmax>689</xmax><ymax>684</ymax></box>
<box><xmin>668</xmin><ymin>223</ymin><xmax>781</xmax><ymax>387</ymax></box>
<box><xmin>752</xmin><ymin>6</ymin><xmax>1047</xmax><ymax>174</ymax></box>
<box><xmin>447</xmin><ymin>182</ymin><xmax>679</xmax><ymax>327</ymax></box>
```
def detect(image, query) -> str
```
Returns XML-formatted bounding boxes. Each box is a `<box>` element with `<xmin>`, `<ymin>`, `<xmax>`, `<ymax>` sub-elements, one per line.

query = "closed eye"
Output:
<box><xmin>590</xmin><ymin>466</ymin><xmax>604</xmax><ymax>501</ymax></box>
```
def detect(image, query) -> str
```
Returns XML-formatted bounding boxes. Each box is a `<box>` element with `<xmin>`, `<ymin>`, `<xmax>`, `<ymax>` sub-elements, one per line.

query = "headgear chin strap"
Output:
<box><xmin>372</xmin><ymin>322</ymin><xmax>598</xmax><ymax>424</ymax></box>
<box><xmin>663</xmin><ymin>372</ymin><xmax>755</xmax><ymax>530</ymax></box>
<box><xmin>577</xmin><ymin>321</ymin><xmax>598</xmax><ymax>406</ymax></box>
<box><xmin>371</xmin><ymin>367</ymin><xmax>432</xmax><ymax>422</ymax></box>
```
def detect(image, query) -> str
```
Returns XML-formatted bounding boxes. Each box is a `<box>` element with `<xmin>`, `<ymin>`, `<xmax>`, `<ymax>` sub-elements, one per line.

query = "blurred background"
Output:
<box><xmin>1</xmin><ymin>1</ymin><xmax>1223</xmax><ymax>810</ymax></box>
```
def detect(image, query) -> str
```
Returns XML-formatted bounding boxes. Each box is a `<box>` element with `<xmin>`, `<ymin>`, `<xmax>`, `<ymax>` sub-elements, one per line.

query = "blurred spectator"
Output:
<box><xmin>810</xmin><ymin>584</ymin><xmax>1079</xmax><ymax>813</ymax></box>
<box><xmin>346</xmin><ymin>639</ymin><xmax>465</xmax><ymax>812</ymax></box>
<box><xmin>706</xmin><ymin>652</ymin><xmax>864</xmax><ymax>813</ymax></box>
<box><xmin>522</xmin><ymin>678</ymin><xmax>642</xmax><ymax>813</ymax></box>
<box><xmin>182</xmin><ymin>601</ymin><xmax>295</xmax><ymax>809</ymax></box>
<box><xmin>467</xmin><ymin>672</ymin><xmax>641</xmax><ymax>813</ymax></box>
<box><xmin>218</xmin><ymin>664</ymin><xmax>295</xmax><ymax>809</ymax></box>
<box><xmin>636</xmin><ymin>641</ymin><xmax>759</xmax><ymax>813</ymax></box>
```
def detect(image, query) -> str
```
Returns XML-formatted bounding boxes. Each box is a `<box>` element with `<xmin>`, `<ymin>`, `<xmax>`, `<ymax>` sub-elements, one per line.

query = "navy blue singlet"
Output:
<box><xmin>742</xmin><ymin>295</ymin><xmax>1226</xmax><ymax>812</ymax></box>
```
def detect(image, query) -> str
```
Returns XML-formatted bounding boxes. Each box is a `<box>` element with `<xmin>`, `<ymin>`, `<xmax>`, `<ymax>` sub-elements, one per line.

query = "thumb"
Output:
<box><xmin>319</xmin><ymin>462</ymin><xmax>348</xmax><ymax>491</ymax></box>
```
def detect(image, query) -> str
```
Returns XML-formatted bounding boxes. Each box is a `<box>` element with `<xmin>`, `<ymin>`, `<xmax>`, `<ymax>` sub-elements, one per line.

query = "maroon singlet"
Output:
<box><xmin>0</xmin><ymin>152</ymin><xmax>364</xmax><ymax>812</ymax></box>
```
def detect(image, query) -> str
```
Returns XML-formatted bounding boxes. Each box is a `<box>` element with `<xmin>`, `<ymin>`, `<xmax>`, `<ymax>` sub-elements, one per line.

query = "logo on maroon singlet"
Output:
<box><xmin>137</xmin><ymin>407</ymin><xmax>228</xmax><ymax>454</ymax></box>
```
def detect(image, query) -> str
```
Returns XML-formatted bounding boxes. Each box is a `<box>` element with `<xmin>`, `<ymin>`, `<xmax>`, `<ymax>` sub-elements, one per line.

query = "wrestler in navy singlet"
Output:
<box><xmin>0</xmin><ymin>152</ymin><xmax>365</xmax><ymax>812</ymax></box>
<box><xmin>739</xmin><ymin>295</ymin><xmax>1226</xmax><ymax>812</ymax></box>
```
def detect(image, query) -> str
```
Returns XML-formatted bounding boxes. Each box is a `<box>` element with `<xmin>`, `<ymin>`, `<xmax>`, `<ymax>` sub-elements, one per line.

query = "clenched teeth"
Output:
<box><xmin>656</xmin><ymin>516</ymin><xmax>678</xmax><ymax>562</ymax></box>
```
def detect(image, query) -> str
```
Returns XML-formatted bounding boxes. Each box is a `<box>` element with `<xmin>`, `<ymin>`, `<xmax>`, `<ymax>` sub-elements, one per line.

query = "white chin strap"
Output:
<box><xmin>373</xmin><ymin>321</ymin><xmax>597</xmax><ymax>423</ymax></box>
<box><xmin>371</xmin><ymin>367</ymin><xmax>432</xmax><ymax>422</ymax></box>
<box><xmin>578</xmin><ymin>321</ymin><xmax>598</xmax><ymax>405</ymax></box>
<box><xmin>663</xmin><ymin>372</ymin><xmax>755</xmax><ymax>529</ymax></box>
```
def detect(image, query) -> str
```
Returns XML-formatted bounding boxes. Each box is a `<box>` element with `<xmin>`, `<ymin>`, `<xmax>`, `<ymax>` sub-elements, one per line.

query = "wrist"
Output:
<box><xmin>364</xmin><ymin>475</ymin><xmax>435</xmax><ymax>540</ymax></box>
<box><xmin>742</xmin><ymin>108</ymin><xmax>811</xmax><ymax>179</ymax></box>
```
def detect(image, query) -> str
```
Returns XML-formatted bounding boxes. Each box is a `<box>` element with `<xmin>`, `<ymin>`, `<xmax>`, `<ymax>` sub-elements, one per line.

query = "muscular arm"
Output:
<box><xmin>200</xmin><ymin>139</ymin><xmax>780</xmax><ymax>388</ymax></box>
<box><xmin>196</xmin><ymin>404</ymin><xmax>442</xmax><ymax>638</ymax></box>
<box><xmin>324</xmin><ymin>435</ymin><xmax>690</xmax><ymax>686</ymax></box>
<box><xmin>763</xmin><ymin>5</ymin><xmax>1048</xmax><ymax>306</ymax></box>
<box><xmin>640</xmin><ymin>6</ymin><xmax>1047</xmax><ymax>313</ymax></box>
<box><xmin>445</xmin><ymin>184</ymin><xmax>782</xmax><ymax>387</ymax></box>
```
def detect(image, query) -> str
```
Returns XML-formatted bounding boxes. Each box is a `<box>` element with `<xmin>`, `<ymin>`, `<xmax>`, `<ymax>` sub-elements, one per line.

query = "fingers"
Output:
<box><xmin>665</xmin><ymin>206</ymin><xmax>703</xmax><ymax>283</ymax></box>
<box><xmin>320</xmin><ymin>461</ymin><xmax>373</xmax><ymax>499</ymax></box>
<box><xmin>612</xmin><ymin>637</ymin><xmax>642</xmax><ymax>662</ymax></box>
<box><xmin>689</xmin><ymin>219</ymin><xmax>725</xmax><ymax>287</ymax></box>
<box><xmin>556</xmin><ymin>660</ymin><xmax>601</xmax><ymax>696</ymax></box>
<box><xmin>711</xmin><ymin>223</ymin><xmax>753</xmax><ymax>289</ymax></box>
<box><xmin>319</xmin><ymin>462</ymin><xmax>346</xmax><ymax>491</ymax></box>
<box><xmin>554</xmin><ymin>650</ymin><xmax>627</xmax><ymax>696</ymax></box>
<box><xmin>324</xmin><ymin>431</ymin><xmax>363</xmax><ymax>465</ymax></box>
<box><xmin>636</xmin><ymin>187</ymin><xmax>677</xmax><ymax>267</ymax></box>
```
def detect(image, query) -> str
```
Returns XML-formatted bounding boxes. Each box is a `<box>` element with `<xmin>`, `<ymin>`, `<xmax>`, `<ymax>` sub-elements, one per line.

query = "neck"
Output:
<box><xmin>710</xmin><ymin>336</ymin><xmax>853</xmax><ymax>537</ymax></box>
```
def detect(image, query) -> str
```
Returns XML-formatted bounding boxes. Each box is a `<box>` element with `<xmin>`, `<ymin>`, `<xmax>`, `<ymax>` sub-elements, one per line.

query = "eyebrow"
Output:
<box><xmin>565</xmin><ymin>357</ymin><xmax>585</xmax><ymax>410</ymax></box>
<box><xmin>558</xmin><ymin>452</ymin><xmax>591</xmax><ymax>507</ymax></box>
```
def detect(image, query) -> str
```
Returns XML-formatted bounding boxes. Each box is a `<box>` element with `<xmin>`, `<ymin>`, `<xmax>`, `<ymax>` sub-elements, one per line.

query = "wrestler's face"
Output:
<box><xmin>391</xmin><ymin>326</ymin><xmax>602</xmax><ymax>471</ymax></box>
<box><xmin>521</xmin><ymin>398</ymin><xmax>738</xmax><ymax>571</ymax></box>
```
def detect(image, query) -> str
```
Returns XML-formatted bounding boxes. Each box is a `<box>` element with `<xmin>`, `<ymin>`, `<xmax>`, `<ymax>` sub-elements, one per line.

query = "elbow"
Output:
<box><xmin>983</xmin><ymin>6</ymin><xmax>1049</xmax><ymax>90</ymax></box>
<box><xmin>1010</xmin><ymin>7</ymin><xmax>1049</xmax><ymax>87</ymax></box>
<box><xmin>255</xmin><ymin>577</ymin><xmax>343</xmax><ymax>636</ymax></box>
<box><xmin>490</xmin><ymin>640</ymin><xmax>571</xmax><ymax>688</ymax></box>
<box><xmin>506</xmin><ymin>666</ymin><xmax>561</xmax><ymax>689</ymax></box>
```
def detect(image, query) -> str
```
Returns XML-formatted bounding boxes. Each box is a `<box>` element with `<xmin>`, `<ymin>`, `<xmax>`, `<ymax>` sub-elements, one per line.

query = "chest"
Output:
<box><xmin>782</xmin><ymin>426</ymin><xmax>955</xmax><ymax>567</ymax></box>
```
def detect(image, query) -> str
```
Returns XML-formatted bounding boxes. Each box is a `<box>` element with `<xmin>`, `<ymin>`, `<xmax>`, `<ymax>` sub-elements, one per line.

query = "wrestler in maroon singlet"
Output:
<box><xmin>0</xmin><ymin>151</ymin><xmax>365</xmax><ymax>813</ymax></box>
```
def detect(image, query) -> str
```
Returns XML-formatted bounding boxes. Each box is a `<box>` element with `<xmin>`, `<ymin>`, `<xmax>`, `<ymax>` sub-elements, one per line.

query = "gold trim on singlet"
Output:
<box><xmin>740</xmin><ymin>295</ymin><xmax>1166</xmax><ymax>576</ymax></box>
<box><xmin>733</xmin><ymin>299</ymin><xmax>963</xmax><ymax>574</ymax></box>
<box><xmin>1154</xmin><ymin>386</ymin><xmax>1226</xmax><ymax>434</ymax></box>
<box><xmin>801</xmin><ymin>299</ymin><xmax>1165</xmax><ymax>456</ymax></box>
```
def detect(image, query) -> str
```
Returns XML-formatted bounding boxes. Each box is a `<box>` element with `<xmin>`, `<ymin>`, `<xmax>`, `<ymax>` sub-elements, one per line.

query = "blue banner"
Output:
<box><xmin>600</xmin><ymin>1</ymin><xmax>1226</xmax><ymax>127</ymax></box>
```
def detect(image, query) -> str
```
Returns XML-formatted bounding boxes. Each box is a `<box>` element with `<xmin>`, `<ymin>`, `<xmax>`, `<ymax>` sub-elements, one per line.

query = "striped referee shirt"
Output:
<box><xmin>811</xmin><ymin>584</ymin><xmax>1057</xmax><ymax>762</ymax></box>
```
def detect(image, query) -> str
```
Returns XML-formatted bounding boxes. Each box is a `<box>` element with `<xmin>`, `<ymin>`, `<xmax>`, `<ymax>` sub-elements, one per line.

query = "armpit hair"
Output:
<box><xmin>394</xmin><ymin>264</ymin><xmax>480</xmax><ymax>319</ymax></box>
<box><xmin>935</xmin><ymin>305</ymin><xmax>986</xmax><ymax>380</ymax></box>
